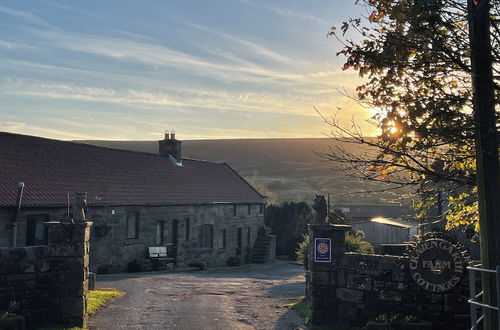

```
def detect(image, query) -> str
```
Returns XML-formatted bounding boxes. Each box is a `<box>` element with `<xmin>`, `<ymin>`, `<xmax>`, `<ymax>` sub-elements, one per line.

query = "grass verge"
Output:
<box><xmin>284</xmin><ymin>296</ymin><xmax>309</xmax><ymax>324</ymax></box>
<box><xmin>86</xmin><ymin>288</ymin><xmax>124</xmax><ymax>315</ymax></box>
<box><xmin>284</xmin><ymin>297</ymin><xmax>356</xmax><ymax>330</ymax></box>
<box><xmin>39</xmin><ymin>288</ymin><xmax>124</xmax><ymax>330</ymax></box>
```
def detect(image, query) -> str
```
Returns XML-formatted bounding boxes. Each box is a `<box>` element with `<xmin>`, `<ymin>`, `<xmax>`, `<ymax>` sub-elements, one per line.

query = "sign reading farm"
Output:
<box><xmin>408</xmin><ymin>238</ymin><xmax>467</xmax><ymax>293</ymax></box>
<box><xmin>314</xmin><ymin>238</ymin><xmax>331</xmax><ymax>263</ymax></box>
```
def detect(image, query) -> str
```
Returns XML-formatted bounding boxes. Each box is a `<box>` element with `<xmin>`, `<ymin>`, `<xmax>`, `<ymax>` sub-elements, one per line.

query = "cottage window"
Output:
<box><xmin>156</xmin><ymin>221</ymin><xmax>164</xmax><ymax>245</ymax></box>
<box><xmin>259</xmin><ymin>204</ymin><xmax>264</xmax><ymax>214</ymax></box>
<box><xmin>233</xmin><ymin>204</ymin><xmax>237</xmax><ymax>216</ymax></box>
<box><xmin>247</xmin><ymin>204</ymin><xmax>251</xmax><ymax>215</ymax></box>
<box><xmin>199</xmin><ymin>224</ymin><xmax>213</xmax><ymax>248</ymax></box>
<box><xmin>26</xmin><ymin>214</ymin><xmax>49</xmax><ymax>246</ymax></box>
<box><xmin>126</xmin><ymin>213</ymin><xmax>139</xmax><ymax>239</ymax></box>
<box><xmin>185</xmin><ymin>218</ymin><xmax>190</xmax><ymax>242</ymax></box>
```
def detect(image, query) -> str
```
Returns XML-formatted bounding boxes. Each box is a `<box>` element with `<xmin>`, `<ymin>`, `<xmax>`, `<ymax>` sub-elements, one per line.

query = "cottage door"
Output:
<box><xmin>26</xmin><ymin>214</ymin><xmax>49</xmax><ymax>246</ymax></box>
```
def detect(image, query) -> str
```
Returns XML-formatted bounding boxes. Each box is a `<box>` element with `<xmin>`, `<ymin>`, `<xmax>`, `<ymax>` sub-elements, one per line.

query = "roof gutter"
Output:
<box><xmin>12</xmin><ymin>182</ymin><xmax>24</xmax><ymax>248</ymax></box>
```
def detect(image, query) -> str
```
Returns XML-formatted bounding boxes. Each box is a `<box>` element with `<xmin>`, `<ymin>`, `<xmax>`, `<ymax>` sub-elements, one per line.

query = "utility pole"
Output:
<box><xmin>467</xmin><ymin>0</ymin><xmax>500</xmax><ymax>328</ymax></box>
<box><xmin>327</xmin><ymin>193</ymin><xmax>330</xmax><ymax>220</ymax></box>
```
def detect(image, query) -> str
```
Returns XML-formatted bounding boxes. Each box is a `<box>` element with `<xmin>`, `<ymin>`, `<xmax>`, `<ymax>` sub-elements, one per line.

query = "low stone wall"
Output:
<box><xmin>335</xmin><ymin>253</ymin><xmax>469</xmax><ymax>328</ymax></box>
<box><xmin>306</xmin><ymin>224</ymin><xmax>470</xmax><ymax>330</ymax></box>
<box><xmin>0</xmin><ymin>222</ymin><xmax>91</xmax><ymax>328</ymax></box>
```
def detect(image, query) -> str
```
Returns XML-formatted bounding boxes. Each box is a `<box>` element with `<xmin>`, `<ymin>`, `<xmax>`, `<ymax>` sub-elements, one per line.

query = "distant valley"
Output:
<box><xmin>82</xmin><ymin>138</ymin><xmax>411</xmax><ymax>205</ymax></box>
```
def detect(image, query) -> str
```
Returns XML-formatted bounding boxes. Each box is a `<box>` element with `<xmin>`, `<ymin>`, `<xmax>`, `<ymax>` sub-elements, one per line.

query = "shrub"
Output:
<box><xmin>1</xmin><ymin>312</ymin><xmax>16</xmax><ymax>319</ymax></box>
<box><xmin>189</xmin><ymin>261</ymin><xmax>207</xmax><ymax>270</ymax></box>
<box><xmin>127</xmin><ymin>260</ymin><xmax>141</xmax><ymax>273</ymax></box>
<box><xmin>226</xmin><ymin>256</ymin><xmax>241</xmax><ymax>266</ymax></box>
<box><xmin>265</xmin><ymin>202</ymin><xmax>312</xmax><ymax>258</ymax></box>
<box><xmin>295</xmin><ymin>234</ymin><xmax>310</xmax><ymax>270</ymax></box>
<box><xmin>345</xmin><ymin>230</ymin><xmax>375</xmax><ymax>254</ymax></box>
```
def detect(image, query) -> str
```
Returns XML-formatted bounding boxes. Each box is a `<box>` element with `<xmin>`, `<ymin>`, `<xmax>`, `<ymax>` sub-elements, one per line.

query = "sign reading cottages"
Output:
<box><xmin>408</xmin><ymin>238</ymin><xmax>467</xmax><ymax>293</ymax></box>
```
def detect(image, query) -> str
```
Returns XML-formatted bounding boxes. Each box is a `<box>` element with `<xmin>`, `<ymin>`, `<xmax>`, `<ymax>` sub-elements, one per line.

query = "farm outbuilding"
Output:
<box><xmin>352</xmin><ymin>217</ymin><xmax>418</xmax><ymax>247</ymax></box>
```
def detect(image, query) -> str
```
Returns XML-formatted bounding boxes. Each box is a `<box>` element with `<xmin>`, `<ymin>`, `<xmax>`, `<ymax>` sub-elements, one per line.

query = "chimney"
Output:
<box><xmin>159</xmin><ymin>130</ymin><xmax>182</xmax><ymax>164</ymax></box>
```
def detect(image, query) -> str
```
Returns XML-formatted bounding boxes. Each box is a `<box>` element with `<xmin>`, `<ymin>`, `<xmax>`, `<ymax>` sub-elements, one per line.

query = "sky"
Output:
<box><xmin>0</xmin><ymin>0</ymin><xmax>374</xmax><ymax>140</ymax></box>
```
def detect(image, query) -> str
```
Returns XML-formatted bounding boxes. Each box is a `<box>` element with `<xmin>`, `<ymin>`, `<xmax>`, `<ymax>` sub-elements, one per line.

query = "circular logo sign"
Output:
<box><xmin>317</xmin><ymin>242</ymin><xmax>329</xmax><ymax>254</ymax></box>
<box><xmin>408</xmin><ymin>238</ymin><xmax>466</xmax><ymax>292</ymax></box>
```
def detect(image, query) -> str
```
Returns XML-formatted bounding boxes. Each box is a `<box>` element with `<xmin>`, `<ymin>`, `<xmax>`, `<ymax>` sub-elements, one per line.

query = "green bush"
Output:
<box><xmin>265</xmin><ymin>202</ymin><xmax>312</xmax><ymax>258</ymax></box>
<box><xmin>189</xmin><ymin>261</ymin><xmax>208</xmax><ymax>270</ymax></box>
<box><xmin>345</xmin><ymin>230</ymin><xmax>375</xmax><ymax>254</ymax></box>
<box><xmin>295</xmin><ymin>234</ymin><xmax>310</xmax><ymax>269</ymax></box>
<box><xmin>1</xmin><ymin>312</ymin><xmax>16</xmax><ymax>319</ymax></box>
<box><xmin>226</xmin><ymin>256</ymin><xmax>241</xmax><ymax>266</ymax></box>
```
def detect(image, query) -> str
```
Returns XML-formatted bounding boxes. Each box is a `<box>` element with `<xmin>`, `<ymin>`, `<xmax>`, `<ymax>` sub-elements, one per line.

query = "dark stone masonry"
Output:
<box><xmin>0</xmin><ymin>221</ymin><xmax>91</xmax><ymax>328</ymax></box>
<box><xmin>306</xmin><ymin>223</ymin><xmax>470</xmax><ymax>329</ymax></box>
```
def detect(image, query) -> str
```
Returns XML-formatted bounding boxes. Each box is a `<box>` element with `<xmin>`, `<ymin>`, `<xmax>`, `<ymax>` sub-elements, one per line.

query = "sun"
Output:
<box><xmin>387</xmin><ymin>120</ymin><xmax>398</xmax><ymax>135</ymax></box>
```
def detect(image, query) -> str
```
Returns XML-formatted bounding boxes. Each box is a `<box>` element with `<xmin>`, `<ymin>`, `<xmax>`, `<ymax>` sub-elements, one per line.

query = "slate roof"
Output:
<box><xmin>0</xmin><ymin>132</ymin><xmax>267</xmax><ymax>207</ymax></box>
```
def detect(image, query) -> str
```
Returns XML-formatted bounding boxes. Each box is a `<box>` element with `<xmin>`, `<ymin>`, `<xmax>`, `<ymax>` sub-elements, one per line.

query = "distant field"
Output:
<box><xmin>81</xmin><ymin>138</ymin><xmax>413</xmax><ymax>205</ymax></box>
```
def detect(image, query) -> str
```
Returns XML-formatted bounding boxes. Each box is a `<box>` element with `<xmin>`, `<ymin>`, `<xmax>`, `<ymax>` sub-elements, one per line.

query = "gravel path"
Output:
<box><xmin>88</xmin><ymin>262</ymin><xmax>306</xmax><ymax>330</ymax></box>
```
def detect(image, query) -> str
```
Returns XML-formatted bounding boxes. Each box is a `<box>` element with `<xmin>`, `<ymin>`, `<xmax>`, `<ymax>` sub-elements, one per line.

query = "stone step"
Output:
<box><xmin>252</xmin><ymin>235</ymin><xmax>271</xmax><ymax>264</ymax></box>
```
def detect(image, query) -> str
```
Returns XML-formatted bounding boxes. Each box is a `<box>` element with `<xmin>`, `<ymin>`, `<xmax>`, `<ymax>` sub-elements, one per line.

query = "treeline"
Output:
<box><xmin>265</xmin><ymin>201</ymin><xmax>374</xmax><ymax>260</ymax></box>
<box><xmin>265</xmin><ymin>202</ymin><xmax>311</xmax><ymax>258</ymax></box>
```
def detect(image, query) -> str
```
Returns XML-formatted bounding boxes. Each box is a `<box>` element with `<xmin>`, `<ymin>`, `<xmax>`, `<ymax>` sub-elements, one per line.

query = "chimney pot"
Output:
<box><xmin>158</xmin><ymin>130</ymin><xmax>182</xmax><ymax>163</ymax></box>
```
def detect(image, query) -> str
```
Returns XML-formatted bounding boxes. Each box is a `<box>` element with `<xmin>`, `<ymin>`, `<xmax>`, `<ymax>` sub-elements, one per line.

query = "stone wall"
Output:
<box><xmin>306</xmin><ymin>224</ymin><xmax>470</xmax><ymax>330</ymax></box>
<box><xmin>334</xmin><ymin>253</ymin><xmax>469</xmax><ymax>329</ymax></box>
<box><xmin>0</xmin><ymin>221</ymin><xmax>91</xmax><ymax>328</ymax></box>
<box><xmin>0</xmin><ymin>203</ymin><xmax>265</xmax><ymax>273</ymax></box>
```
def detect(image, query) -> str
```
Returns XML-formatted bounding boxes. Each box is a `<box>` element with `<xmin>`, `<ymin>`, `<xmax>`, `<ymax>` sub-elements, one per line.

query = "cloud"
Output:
<box><xmin>1</xmin><ymin>77</ymin><xmax>365</xmax><ymax>119</ymax></box>
<box><xmin>0</xmin><ymin>2</ymin><xmax>373</xmax><ymax>140</ymax></box>
<box><xmin>182</xmin><ymin>21</ymin><xmax>301</xmax><ymax>68</ymax></box>
<box><xmin>0</xmin><ymin>5</ymin><xmax>50</xmax><ymax>27</ymax></box>
<box><xmin>238</xmin><ymin>0</ymin><xmax>329</xmax><ymax>26</ymax></box>
<box><xmin>0</xmin><ymin>121</ymin><xmax>25</xmax><ymax>130</ymax></box>
<box><xmin>28</xmin><ymin>27</ymin><xmax>321</xmax><ymax>86</ymax></box>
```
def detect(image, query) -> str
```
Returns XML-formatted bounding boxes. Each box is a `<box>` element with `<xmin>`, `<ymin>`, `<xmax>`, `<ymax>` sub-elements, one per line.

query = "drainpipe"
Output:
<box><xmin>12</xmin><ymin>182</ymin><xmax>24</xmax><ymax>248</ymax></box>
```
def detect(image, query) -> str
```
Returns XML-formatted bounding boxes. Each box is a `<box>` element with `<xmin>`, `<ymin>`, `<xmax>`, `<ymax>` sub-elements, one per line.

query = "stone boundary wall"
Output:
<box><xmin>335</xmin><ymin>253</ymin><xmax>469</xmax><ymax>328</ymax></box>
<box><xmin>306</xmin><ymin>224</ymin><xmax>470</xmax><ymax>330</ymax></box>
<box><xmin>0</xmin><ymin>222</ymin><xmax>91</xmax><ymax>328</ymax></box>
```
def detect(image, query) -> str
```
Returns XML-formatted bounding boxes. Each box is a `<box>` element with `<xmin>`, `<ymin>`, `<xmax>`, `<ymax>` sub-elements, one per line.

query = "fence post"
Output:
<box><xmin>497</xmin><ymin>265</ymin><xmax>500</xmax><ymax>327</ymax></box>
<box><xmin>469</xmin><ymin>267</ymin><xmax>477</xmax><ymax>329</ymax></box>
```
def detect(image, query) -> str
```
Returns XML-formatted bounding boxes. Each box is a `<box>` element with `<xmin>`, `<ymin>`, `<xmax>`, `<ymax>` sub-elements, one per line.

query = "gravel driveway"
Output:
<box><xmin>88</xmin><ymin>262</ymin><xmax>306</xmax><ymax>330</ymax></box>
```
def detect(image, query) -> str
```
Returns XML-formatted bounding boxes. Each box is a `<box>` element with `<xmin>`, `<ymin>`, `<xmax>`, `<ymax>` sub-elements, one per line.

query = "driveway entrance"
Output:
<box><xmin>89</xmin><ymin>262</ymin><xmax>305</xmax><ymax>330</ymax></box>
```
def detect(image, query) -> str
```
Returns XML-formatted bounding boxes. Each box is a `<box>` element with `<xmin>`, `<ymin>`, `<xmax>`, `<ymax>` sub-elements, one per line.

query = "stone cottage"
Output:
<box><xmin>0</xmin><ymin>131</ymin><xmax>267</xmax><ymax>273</ymax></box>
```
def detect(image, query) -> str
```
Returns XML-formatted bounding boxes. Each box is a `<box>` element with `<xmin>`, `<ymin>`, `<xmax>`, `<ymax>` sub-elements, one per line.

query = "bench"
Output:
<box><xmin>148</xmin><ymin>245</ymin><xmax>175</xmax><ymax>270</ymax></box>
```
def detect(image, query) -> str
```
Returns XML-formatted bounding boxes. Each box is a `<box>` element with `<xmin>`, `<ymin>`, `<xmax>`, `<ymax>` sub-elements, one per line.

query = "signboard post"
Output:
<box><xmin>314</xmin><ymin>238</ymin><xmax>331</xmax><ymax>263</ymax></box>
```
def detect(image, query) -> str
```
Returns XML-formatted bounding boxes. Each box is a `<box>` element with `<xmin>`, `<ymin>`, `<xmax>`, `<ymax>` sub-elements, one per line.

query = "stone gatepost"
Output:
<box><xmin>306</xmin><ymin>223</ymin><xmax>351</xmax><ymax>325</ymax></box>
<box><xmin>46</xmin><ymin>221</ymin><xmax>92</xmax><ymax>328</ymax></box>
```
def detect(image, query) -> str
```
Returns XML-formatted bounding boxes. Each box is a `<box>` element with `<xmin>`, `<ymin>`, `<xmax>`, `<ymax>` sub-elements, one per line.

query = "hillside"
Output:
<box><xmin>81</xmin><ymin>138</ymin><xmax>411</xmax><ymax>205</ymax></box>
